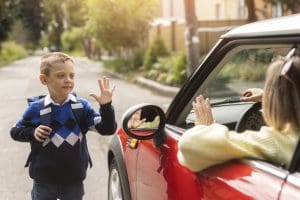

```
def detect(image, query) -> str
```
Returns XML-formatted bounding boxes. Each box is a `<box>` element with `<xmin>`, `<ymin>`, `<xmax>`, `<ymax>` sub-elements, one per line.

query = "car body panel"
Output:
<box><xmin>199</xmin><ymin>162</ymin><xmax>287</xmax><ymax>199</ymax></box>
<box><xmin>280</xmin><ymin>173</ymin><xmax>300</xmax><ymax>199</ymax></box>
<box><xmin>118</xmin><ymin>126</ymin><xmax>292</xmax><ymax>200</ymax></box>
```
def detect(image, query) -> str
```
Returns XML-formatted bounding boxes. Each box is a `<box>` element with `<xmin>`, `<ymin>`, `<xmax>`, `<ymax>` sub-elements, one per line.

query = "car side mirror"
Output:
<box><xmin>121</xmin><ymin>103</ymin><xmax>166</xmax><ymax>147</ymax></box>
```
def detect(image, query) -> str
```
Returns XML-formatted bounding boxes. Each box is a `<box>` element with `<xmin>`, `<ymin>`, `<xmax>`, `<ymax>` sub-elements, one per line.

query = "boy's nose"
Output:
<box><xmin>65</xmin><ymin>76</ymin><xmax>73</xmax><ymax>82</ymax></box>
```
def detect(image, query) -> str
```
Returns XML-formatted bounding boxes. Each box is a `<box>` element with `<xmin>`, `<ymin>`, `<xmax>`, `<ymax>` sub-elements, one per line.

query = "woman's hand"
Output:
<box><xmin>90</xmin><ymin>76</ymin><xmax>116</xmax><ymax>105</ymax></box>
<box><xmin>127</xmin><ymin>109</ymin><xmax>146</xmax><ymax>129</ymax></box>
<box><xmin>240</xmin><ymin>88</ymin><xmax>263</xmax><ymax>102</ymax></box>
<box><xmin>193</xmin><ymin>95</ymin><xmax>214</xmax><ymax>126</ymax></box>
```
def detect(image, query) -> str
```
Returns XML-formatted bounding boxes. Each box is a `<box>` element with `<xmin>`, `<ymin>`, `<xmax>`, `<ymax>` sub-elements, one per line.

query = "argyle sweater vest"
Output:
<box><xmin>12</xmin><ymin>97</ymin><xmax>116</xmax><ymax>184</ymax></box>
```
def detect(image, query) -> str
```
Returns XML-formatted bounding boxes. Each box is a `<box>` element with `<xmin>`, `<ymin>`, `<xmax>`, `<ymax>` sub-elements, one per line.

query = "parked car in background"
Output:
<box><xmin>107</xmin><ymin>14</ymin><xmax>300</xmax><ymax>200</ymax></box>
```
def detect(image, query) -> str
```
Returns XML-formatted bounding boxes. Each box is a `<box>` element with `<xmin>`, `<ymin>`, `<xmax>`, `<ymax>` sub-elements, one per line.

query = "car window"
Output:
<box><xmin>184</xmin><ymin>45</ymin><xmax>292</xmax><ymax>127</ymax></box>
<box><xmin>203</xmin><ymin>47</ymin><xmax>289</xmax><ymax>103</ymax></box>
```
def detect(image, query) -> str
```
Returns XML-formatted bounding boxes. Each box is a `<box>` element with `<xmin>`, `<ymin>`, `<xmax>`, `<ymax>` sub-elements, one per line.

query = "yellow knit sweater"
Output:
<box><xmin>177</xmin><ymin>123</ymin><xmax>298</xmax><ymax>172</ymax></box>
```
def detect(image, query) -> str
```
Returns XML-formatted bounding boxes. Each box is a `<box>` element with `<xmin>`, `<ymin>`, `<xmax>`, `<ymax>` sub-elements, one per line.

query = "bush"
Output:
<box><xmin>61</xmin><ymin>28</ymin><xmax>83</xmax><ymax>53</ymax></box>
<box><xmin>0</xmin><ymin>41</ymin><xmax>27</xmax><ymax>66</ymax></box>
<box><xmin>172</xmin><ymin>52</ymin><xmax>187</xmax><ymax>84</ymax></box>
<box><xmin>103</xmin><ymin>57</ymin><xmax>139</xmax><ymax>73</ymax></box>
<box><xmin>143</xmin><ymin>36</ymin><xmax>170</xmax><ymax>69</ymax></box>
<box><xmin>103</xmin><ymin>48</ymin><xmax>146</xmax><ymax>73</ymax></box>
<box><xmin>132</xmin><ymin>48</ymin><xmax>145</xmax><ymax>69</ymax></box>
<box><xmin>39</xmin><ymin>31</ymin><xmax>50</xmax><ymax>49</ymax></box>
<box><xmin>146</xmin><ymin>52</ymin><xmax>187</xmax><ymax>86</ymax></box>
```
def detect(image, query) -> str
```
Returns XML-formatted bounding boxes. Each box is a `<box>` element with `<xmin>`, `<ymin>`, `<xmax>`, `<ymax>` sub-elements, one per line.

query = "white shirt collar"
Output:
<box><xmin>44</xmin><ymin>93</ymin><xmax>77</xmax><ymax>106</ymax></box>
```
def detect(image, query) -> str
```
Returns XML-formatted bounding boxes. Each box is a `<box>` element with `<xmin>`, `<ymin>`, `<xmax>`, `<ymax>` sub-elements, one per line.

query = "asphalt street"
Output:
<box><xmin>0</xmin><ymin>55</ymin><xmax>173</xmax><ymax>199</ymax></box>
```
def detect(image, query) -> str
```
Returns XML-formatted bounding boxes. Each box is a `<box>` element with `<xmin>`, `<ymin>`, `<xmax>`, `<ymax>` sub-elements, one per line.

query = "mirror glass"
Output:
<box><xmin>127</xmin><ymin>108</ymin><xmax>160</xmax><ymax>137</ymax></box>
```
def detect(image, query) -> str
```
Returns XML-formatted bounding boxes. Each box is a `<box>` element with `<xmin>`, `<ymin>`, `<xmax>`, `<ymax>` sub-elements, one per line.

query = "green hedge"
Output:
<box><xmin>0</xmin><ymin>41</ymin><xmax>28</xmax><ymax>67</ymax></box>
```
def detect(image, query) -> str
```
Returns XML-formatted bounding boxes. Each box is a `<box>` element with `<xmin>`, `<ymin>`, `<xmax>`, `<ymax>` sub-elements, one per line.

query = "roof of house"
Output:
<box><xmin>222</xmin><ymin>14</ymin><xmax>300</xmax><ymax>39</ymax></box>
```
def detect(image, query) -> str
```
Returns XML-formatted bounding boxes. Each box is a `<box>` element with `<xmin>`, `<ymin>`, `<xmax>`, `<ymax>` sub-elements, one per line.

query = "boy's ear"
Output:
<box><xmin>39</xmin><ymin>74</ymin><xmax>48</xmax><ymax>85</ymax></box>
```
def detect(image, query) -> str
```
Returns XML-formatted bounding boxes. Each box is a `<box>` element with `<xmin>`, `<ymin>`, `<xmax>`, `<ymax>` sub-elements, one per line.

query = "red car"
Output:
<box><xmin>107</xmin><ymin>14</ymin><xmax>300</xmax><ymax>200</ymax></box>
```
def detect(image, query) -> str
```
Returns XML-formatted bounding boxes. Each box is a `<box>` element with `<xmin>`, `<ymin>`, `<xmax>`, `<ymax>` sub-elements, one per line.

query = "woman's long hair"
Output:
<box><xmin>263</xmin><ymin>56</ymin><xmax>300</xmax><ymax>131</ymax></box>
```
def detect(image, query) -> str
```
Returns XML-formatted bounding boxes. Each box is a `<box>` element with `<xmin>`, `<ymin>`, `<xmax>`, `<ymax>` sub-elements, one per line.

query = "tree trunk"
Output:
<box><xmin>245</xmin><ymin>0</ymin><xmax>257</xmax><ymax>22</ymax></box>
<box><xmin>183</xmin><ymin>0</ymin><xmax>200</xmax><ymax>76</ymax></box>
<box><xmin>291</xmin><ymin>0</ymin><xmax>299</xmax><ymax>13</ymax></box>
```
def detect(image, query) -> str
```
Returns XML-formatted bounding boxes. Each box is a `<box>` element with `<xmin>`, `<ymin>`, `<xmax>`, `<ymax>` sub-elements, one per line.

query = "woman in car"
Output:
<box><xmin>177</xmin><ymin>53</ymin><xmax>300</xmax><ymax>172</ymax></box>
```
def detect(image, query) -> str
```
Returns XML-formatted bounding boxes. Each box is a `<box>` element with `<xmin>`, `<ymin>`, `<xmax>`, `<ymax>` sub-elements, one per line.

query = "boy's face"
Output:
<box><xmin>40</xmin><ymin>60</ymin><xmax>75</xmax><ymax>102</ymax></box>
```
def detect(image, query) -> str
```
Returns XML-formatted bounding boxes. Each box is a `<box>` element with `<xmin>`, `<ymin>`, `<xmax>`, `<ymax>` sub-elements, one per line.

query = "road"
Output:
<box><xmin>0</xmin><ymin>56</ymin><xmax>173</xmax><ymax>199</ymax></box>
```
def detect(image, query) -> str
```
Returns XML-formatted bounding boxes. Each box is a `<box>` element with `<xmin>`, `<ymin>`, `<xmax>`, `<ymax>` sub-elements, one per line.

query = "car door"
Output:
<box><xmin>135</xmin><ymin>127</ymin><xmax>203</xmax><ymax>200</ymax></box>
<box><xmin>134</xmin><ymin>126</ymin><xmax>292</xmax><ymax>200</ymax></box>
<box><xmin>134</xmin><ymin>40</ymin><xmax>299</xmax><ymax>200</ymax></box>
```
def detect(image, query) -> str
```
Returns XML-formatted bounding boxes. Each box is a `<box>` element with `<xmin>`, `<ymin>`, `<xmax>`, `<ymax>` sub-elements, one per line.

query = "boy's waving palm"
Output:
<box><xmin>90</xmin><ymin>76</ymin><xmax>116</xmax><ymax>104</ymax></box>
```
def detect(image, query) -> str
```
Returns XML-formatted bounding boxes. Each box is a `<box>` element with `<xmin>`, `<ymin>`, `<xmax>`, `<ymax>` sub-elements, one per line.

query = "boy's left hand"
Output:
<box><xmin>90</xmin><ymin>76</ymin><xmax>116</xmax><ymax>105</ymax></box>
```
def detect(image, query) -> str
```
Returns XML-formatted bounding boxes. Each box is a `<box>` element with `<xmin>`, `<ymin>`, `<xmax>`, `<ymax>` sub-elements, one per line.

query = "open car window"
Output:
<box><xmin>184</xmin><ymin>45</ymin><xmax>292</xmax><ymax>128</ymax></box>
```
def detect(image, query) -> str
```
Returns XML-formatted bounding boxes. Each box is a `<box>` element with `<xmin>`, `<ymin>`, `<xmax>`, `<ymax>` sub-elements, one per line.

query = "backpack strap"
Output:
<box><xmin>25</xmin><ymin>98</ymin><xmax>49</xmax><ymax>167</ymax></box>
<box><xmin>70</xmin><ymin>97</ymin><xmax>93</xmax><ymax>168</ymax></box>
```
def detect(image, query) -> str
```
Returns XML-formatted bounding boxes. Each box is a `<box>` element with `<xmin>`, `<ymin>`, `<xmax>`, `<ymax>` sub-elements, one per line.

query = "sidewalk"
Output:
<box><xmin>102</xmin><ymin>66</ymin><xmax>180</xmax><ymax>97</ymax></box>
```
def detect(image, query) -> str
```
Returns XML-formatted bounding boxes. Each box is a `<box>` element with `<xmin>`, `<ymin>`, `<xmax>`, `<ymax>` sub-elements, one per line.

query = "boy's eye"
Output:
<box><xmin>57</xmin><ymin>74</ymin><xmax>65</xmax><ymax>78</ymax></box>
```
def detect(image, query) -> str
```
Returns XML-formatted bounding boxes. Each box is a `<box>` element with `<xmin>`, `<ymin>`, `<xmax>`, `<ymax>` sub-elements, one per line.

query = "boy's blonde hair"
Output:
<box><xmin>263</xmin><ymin>56</ymin><xmax>300</xmax><ymax>131</ymax></box>
<box><xmin>40</xmin><ymin>52</ymin><xmax>74</xmax><ymax>76</ymax></box>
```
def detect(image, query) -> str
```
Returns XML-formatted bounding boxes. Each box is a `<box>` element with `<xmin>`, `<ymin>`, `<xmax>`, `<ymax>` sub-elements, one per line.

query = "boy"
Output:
<box><xmin>10</xmin><ymin>52</ymin><xmax>117</xmax><ymax>200</ymax></box>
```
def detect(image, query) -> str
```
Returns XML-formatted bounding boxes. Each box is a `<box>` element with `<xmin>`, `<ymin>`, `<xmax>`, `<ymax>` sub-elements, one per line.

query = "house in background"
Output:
<box><xmin>158</xmin><ymin>0</ymin><xmax>283</xmax><ymax>21</ymax></box>
<box><xmin>159</xmin><ymin>0</ymin><xmax>246</xmax><ymax>20</ymax></box>
<box><xmin>150</xmin><ymin>0</ymin><xmax>284</xmax><ymax>54</ymax></box>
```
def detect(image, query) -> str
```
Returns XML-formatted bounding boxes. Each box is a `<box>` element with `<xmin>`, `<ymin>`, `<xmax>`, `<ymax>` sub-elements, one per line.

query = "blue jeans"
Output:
<box><xmin>31</xmin><ymin>181</ymin><xmax>84</xmax><ymax>200</ymax></box>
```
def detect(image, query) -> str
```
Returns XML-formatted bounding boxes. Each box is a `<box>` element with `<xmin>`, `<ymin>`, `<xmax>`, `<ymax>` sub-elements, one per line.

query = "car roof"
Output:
<box><xmin>222</xmin><ymin>14</ymin><xmax>300</xmax><ymax>39</ymax></box>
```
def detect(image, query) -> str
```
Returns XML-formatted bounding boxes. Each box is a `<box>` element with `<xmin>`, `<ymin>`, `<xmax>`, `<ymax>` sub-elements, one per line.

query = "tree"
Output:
<box><xmin>0</xmin><ymin>0</ymin><xmax>15</xmax><ymax>49</ymax></box>
<box><xmin>18</xmin><ymin>0</ymin><xmax>46</xmax><ymax>46</ymax></box>
<box><xmin>85</xmin><ymin>0</ymin><xmax>157</xmax><ymax>54</ymax></box>
<box><xmin>64</xmin><ymin>0</ymin><xmax>86</xmax><ymax>28</ymax></box>
<box><xmin>245</xmin><ymin>0</ymin><xmax>257</xmax><ymax>22</ymax></box>
<box><xmin>43</xmin><ymin>0</ymin><xmax>64</xmax><ymax>50</ymax></box>
<box><xmin>183</xmin><ymin>0</ymin><xmax>200</xmax><ymax>76</ymax></box>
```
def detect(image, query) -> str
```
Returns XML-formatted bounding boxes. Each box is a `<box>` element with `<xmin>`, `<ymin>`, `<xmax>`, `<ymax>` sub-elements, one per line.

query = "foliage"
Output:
<box><xmin>43</xmin><ymin>0</ymin><xmax>65</xmax><ymax>50</ymax></box>
<box><xmin>145</xmin><ymin>52</ymin><xmax>187</xmax><ymax>86</ymax></box>
<box><xmin>0</xmin><ymin>0</ymin><xmax>15</xmax><ymax>46</ymax></box>
<box><xmin>8</xmin><ymin>20</ymin><xmax>30</xmax><ymax>47</ymax></box>
<box><xmin>103</xmin><ymin>48</ymin><xmax>145</xmax><ymax>73</ymax></box>
<box><xmin>132</xmin><ymin>48</ymin><xmax>145</xmax><ymax>69</ymax></box>
<box><xmin>0</xmin><ymin>41</ymin><xmax>27</xmax><ymax>66</ymax></box>
<box><xmin>85</xmin><ymin>0</ymin><xmax>158</xmax><ymax>51</ymax></box>
<box><xmin>218</xmin><ymin>49</ymin><xmax>273</xmax><ymax>81</ymax></box>
<box><xmin>39</xmin><ymin>31</ymin><xmax>50</xmax><ymax>48</ymax></box>
<box><xmin>64</xmin><ymin>0</ymin><xmax>86</xmax><ymax>27</ymax></box>
<box><xmin>143</xmin><ymin>36</ymin><xmax>170</xmax><ymax>69</ymax></box>
<box><xmin>173</xmin><ymin>52</ymin><xmax>188</xmax><ymax>83</ymax></box>
<box><xmin>61</xmin><ymin>27</ymin><xmax>84</xmax><ymax>52</ymax></box>
<box><xmin>103</xmin><ymin>58</ymin><xmax>132</xmax><ymax>73</ymax></box>
<box><xmin>18</xmin><ymin>0</ymin><xmax>46</xmax><ymax>46</ymax></box>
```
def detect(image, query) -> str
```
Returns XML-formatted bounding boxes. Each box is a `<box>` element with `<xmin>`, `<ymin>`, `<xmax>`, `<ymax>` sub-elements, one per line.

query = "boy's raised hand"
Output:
<box><xmin>90</xmin><ymin>76</ymin><xmax>116</xmax><ymax>105</ymax></box>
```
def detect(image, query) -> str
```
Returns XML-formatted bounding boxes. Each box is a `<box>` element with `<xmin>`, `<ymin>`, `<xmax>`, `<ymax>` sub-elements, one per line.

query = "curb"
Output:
<box><xmin>102</xmin><ymin>70</ymin><xmax>180</xmax><ymax>97</ymax></box>
<box><xmin>135</xmin><ymin>76</ymin><xmax>180</xmax><ymax>97</ymax></box>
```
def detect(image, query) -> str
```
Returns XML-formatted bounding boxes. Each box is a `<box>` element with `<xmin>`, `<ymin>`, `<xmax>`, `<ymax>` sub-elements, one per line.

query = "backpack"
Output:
<box><xmin>24</xmin><ymin>93</ymin><xmax>93</xmax><ymax>168</ymax></box>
